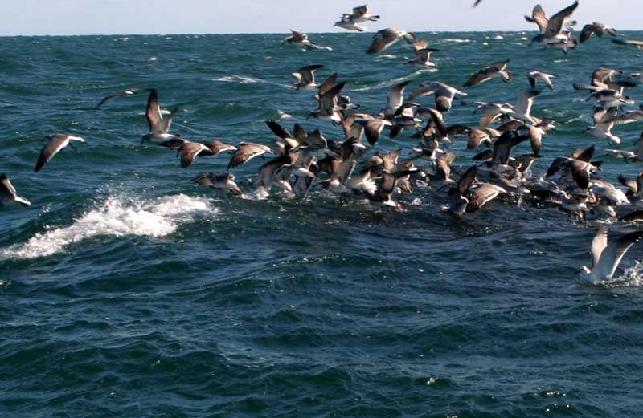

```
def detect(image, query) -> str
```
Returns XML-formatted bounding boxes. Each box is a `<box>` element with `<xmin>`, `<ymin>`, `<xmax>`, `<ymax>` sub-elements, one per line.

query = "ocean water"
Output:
<box><xmin>1</xmin><ymin>32</ymin><xmax>642</xmax><ymax>417</ymax></box>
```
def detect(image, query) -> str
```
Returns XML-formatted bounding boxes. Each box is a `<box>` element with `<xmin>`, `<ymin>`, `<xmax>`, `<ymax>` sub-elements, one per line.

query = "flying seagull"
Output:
<box><xmin>528</xmin><ymin>71</ymin><xmax>555</xmax><ymax>90</ymax></box>
<box><xmin>141</xmin><ymin>89</ymin><xmax>181</xmax><ymax>143</ymax></box>
<box><xmin>0</xmin><ymin>173</ymin><xmax>31</xmax><ymax>207</ymax></box>
<box><xmin>580</xmin><ymin>227</ymin><xmax>643</xmax><ymax>283</ymax></box>
<box><xmin>96</xmin><ymin>87</ymin><xmax>151</xmax><ymax>108</ymax></box>
<box><xmin>580</xmin><ymin>22</ymin><xmax>616</xmax><ymax>43</ymax></box>
<box><xmin>464</xmin><ymin>60</ymin><xmax>512</xmax><ymax>87</ymax></box>
<box><xmin>283</xmin><ymin>30</ymin><xmax>332</xmax><ymax>51</ymax></box>
<box><xmin>34</xmin><ymin>134</ymin><xmax>85</xmax><ymax>172</ymax></box>
<box><xmin>292</xmin><ymin>64</ymin><xmax>324</xmax><ymax>89</ymax></box>
<box><xmin>163</xmin><ymin>139</ymin><xmax>237</xmax><ymax>168</ymax></box>
<box><xmin>227</xmin><ymin>143</ymin><xmax>273</xmax><ymax>169</ymax></box>
<box><xmin>367</xmin><ymin>28</ymin><xmax>416</xmax><ymax>54</ymax></box>
<box><xmin>526</xmin><ymin>1</ymin><xmax>579</xmax><ymax>52</ymax></box>
<box><xmin>334</xmin><ymin>5</ymin><xmax>379</xmax><ymax>32</ymax></box>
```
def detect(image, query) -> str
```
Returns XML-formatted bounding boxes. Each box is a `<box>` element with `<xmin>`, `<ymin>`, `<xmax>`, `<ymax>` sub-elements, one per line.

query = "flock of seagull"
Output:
<box><xmin>2</xmin><ymin>2</ymin><xmax>643</xmax><ymax>283</ymax></box>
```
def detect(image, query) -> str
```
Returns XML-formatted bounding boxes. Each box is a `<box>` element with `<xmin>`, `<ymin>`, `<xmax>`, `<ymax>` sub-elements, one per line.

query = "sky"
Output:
<box><xmin>1</xmin><ymin>0</ymin><xmax>641</xmax><ymax>36</ymax></box>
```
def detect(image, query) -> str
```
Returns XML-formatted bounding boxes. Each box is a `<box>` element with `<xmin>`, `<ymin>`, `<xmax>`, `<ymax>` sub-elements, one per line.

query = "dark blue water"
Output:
<box><xmin>1</xmin><ymin>32</ymin><xmax>642</xmax><ymax>417</ymax></box>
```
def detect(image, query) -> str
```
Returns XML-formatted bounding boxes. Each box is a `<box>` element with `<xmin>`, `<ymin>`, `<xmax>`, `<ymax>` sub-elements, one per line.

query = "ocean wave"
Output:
<box><xmin>0</xmin><ymin>194</ymin><xmax>215</xmax><ymax>260</ymax></box>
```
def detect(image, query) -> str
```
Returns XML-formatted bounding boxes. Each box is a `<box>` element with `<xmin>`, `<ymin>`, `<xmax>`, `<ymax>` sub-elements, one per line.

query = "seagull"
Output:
<box><xmin>528</xmin><ymin>71</ymin><xmax>555</xmax><ymax>91</ymax></box>
<box><xmin>334</xmin><ymin>5</ymin><xmax>379</xmax><ymax>31</ymax></box>
<box><xmin>141</xmin><ymin>89</ymin><xmax>180</xmax><ymax>143</ymax></box>
<box><xmin>164</xmin><ymin>139</ymin><xmax>237</xmax><ymax>168</ymax></box>
<box><xmin>580</xmin><ymin>22</ymin><xmax>617</xmax><ymax>43</ymax></box>
<box><xmin>473</xmin><ymin>0</ymin><xmax>483</xmax><ymax>6</ymax></box>
<box><xmin>612</xmin><ymin>39</ymin><xmax>643</xmax><ymax>50</ymax></box>
<box><xmin>409</xmin><ymin>82</ymin><xmax>467</xmax><ymax>113</ymax></box>
<box><xmin>511</xmin><ymin>90</ymin><xmax>540</xmax><ymax>124</ymax></box>
<box><xmin>227</xmin><ymin>143</ymin><xmax>273</xmax><ymax>169</ymax></box>
<box><xmin>34</xmin><ymin>134</ymin><xmax>85</xmax><ymax>172</ymax></box>
<box><xmin>292</xmin><ymin>65</ymin><xmax>323</xmax><ymax>89</ymax></box>
<box><xmin>193</xmin><ymin>172</ymin><xmax>242</xmax><ymax>195</ymax></box>
<box><xmin>407</xmin><ymin>41</ymin><xmax>439</xmax><ymax>69</ymax></box>
<box><xmin>0</xmin><ymin>173</ymin><xmax>31</xmax><ymax>207</ymax></box>
<box><xmin>349</xmin><ymin>5</ymin><xmax>380</xmax><ymax>23</ymax></box>
<box><xmin>383</xmin><ymin>80</ymin><xmax>411</xmax><ymax>116</ymax></box>
<box><xmin>311</xmin><ymin>80</ymin><xmax>346</xmax><ymax>122</ymax></box>
<box><xmin>526</xmin><ymin>1</ymin><xmax>579</xmax><ymax>47</ymax></box>
<box><xmin>353</xmin><ymin>118</ymin><xmax>392</xmax><ymax>145</ymax></box>
<box><xmin>96</xmin><ymin>87</ymin><xmax>151</xmax><ymax>108</ymax></box>
<box><xmin>445</xmin><ymin>165</ymin><xmax>477</xmax><ymax>216</ymax></box>
<box><xmin>367</xmin><ymin>28</ymin><xmax>416</xmax><ymax>54</ymax></box>
<box><xmin>587</xmin><ymin>117</ymin><xmax>621</xmax><ymax>144</ymax></box>
<box><xmin>283</xmin><ymin>30</ymin><xmax>332</xmax><ymax>51</ymax></box>
<box><xmin>464</xmin><ymin>60</ymin><xmax>512</xmax><ymax>87</ymax></box>
<box><xmin>466</xmin><ymin>183</ymin><xmax>507</xmax><ymax>213</ymax></box>
<box><xmin>580</xmin><ymin>227</ymin><xmax>643</xmax><ymax>284</ymax></box>
<box><xmin>334</xmin><ymin>15</ymin><xmax>367</xmax><ymax>32</ymax></box>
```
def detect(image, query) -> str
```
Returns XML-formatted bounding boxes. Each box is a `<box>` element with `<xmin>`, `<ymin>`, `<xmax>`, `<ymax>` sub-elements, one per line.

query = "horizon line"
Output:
<box><xmin>1</xmin><ymin>29</ymin><xmax>642</xmax><ymax>38</ymax></box>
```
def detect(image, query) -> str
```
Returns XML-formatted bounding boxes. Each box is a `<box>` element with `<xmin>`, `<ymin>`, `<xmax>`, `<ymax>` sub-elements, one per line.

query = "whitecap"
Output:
<box><xmin>440</xmin><ymin>38</ymin><xmax>472</xmax><ymax>44</ymax></box>
<box><xmin>0</xmin><ymin>194</ymin><xmax>215</xmax><ymax>260</ymax></box>
<box><xmin>277</xmin><ymin>110</ymin><xmax>293</xmax><ymax>119</ymax></box>
<box><xmin>213</xmin><ymin>75</ymin><xmax>264</xmax><ymax>84</ymax></box>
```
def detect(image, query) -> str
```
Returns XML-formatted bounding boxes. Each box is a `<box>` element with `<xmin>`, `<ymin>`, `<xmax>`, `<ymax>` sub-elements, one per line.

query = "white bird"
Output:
<box><xmin>511</xmin><ymin>90</ymin><xmax>540</xmax><ymax>124</ymax></box>
<box><xmin>409</xmin><ymin>82</ymin><xmax>467</xmax><ymax>113</ymax></box>
<box><xmin>383</xmin><ymin>80</ymin><xmax>410</xmax><ymax>117</ymax></box>
<box><xmin>528</xmin><ymin>71</ymin><xmax>555</xmax><ymax>91</ymax></box>
<box><xmin>580</xmin><ymin>227</ymin><xmax>643</xmax><ymax>284</ymax></box>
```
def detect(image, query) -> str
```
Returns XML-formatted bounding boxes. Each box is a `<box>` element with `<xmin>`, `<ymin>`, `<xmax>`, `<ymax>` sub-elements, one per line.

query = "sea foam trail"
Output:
<box><xmin>0</xmin><ymin>194</ymin><xmax>215</xmax><ymax>260</ymax></box>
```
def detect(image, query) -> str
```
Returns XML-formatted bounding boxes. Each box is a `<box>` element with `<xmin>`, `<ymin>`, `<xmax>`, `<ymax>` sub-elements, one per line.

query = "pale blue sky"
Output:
<box><xmin>1</xmin><ymin>0</ymin><xmax>641</xmax><ymax>36</ymax></box>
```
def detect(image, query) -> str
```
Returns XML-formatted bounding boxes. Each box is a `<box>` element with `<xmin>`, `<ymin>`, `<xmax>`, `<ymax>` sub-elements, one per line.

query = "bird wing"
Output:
<box><xmin>367</xmin><ymin>29</ymin><xmax>399</xmax><ymax>54</ymax></box>
<box><xmin>179</xmin><ymin>142</ymin><xmax>210</xmax><ymax>168</ymax></box>
<box><xmin>545</xmin><ymin>1</ymin><xmax>579</xmax><ymax>38</ymax></box>
<box><xmin>145</xmin><ymin>89</ymin><xmax>164</xmax><ymax>133</ymax></box>
<box><xmin>570</xmin><ymin>160</ymin><xmax>590</xmax><ymax>189</ymax></box>
<box><xmin>0</xmin><ymin>174</ymin><xmax>16</xmax><ymax>198</ymax></box>
<box><xmin>299</xmin><ymin>64</ymin><xmax>323</xmax><ymax>85</ymax></box>
<box><xmin>594</xmin><ymin>230</ymin><xmax>643</xmax><ymax>279</ymax></box>
<box><xmin>352</xmin><ymin>5</ymin><xmax>368</xmax><ymax>17</ymax></box>
<box><xmin>457</xmin><ymin>165</ymin><xmax>477</xmax><ymax>194</ymax></box>
<box><xmin>227</xmin><ymin>143</ymin><xmax>272</xmax><ymax>169</ymax></box>
<box><xmin>318</xmin><ymin>73</ymin><xmax>338</xmax><ymax>97</ymax></box>
<box><xmin>265</xmin><ymin>120</ymin><xmax>291</xmax><ymax>140</ymax></box>
<box><xmin>34</xmin><ymin>135</ymin><xmax>69</xmax><ymax>172</ymax></box>
<box><xmin>580</xmin><ymin>24</ymin><xmax>597</xmax><ymax>43</ymax></box>
<box><xmin>466</xmin><ymin>183</ymin><xmax>504</xmax><ymax>212</ymax></box>
<box><xmin>526</xmin><ymin>5</ymin><xmax>549</xmax><ymax>33</ymax></box>
<box><xmin>591</xmin><ymin>227</ymin><xmax>609</xmax><ymax>268</ymax></box>
<box><xmin>386</xmin><ymin>81</ymin><xmax>410</xmax><ymax>111</ymax></box>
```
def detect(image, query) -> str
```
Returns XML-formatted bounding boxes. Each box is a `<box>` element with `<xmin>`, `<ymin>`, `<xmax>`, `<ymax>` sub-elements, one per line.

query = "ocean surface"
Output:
<box><xmin>1</xmin><ymin>31</ymin><xmax>642</xmax><ymax>417</ymax></box>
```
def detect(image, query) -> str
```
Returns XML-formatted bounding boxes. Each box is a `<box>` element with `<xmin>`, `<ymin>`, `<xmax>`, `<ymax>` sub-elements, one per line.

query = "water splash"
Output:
<box><xmin>0</xmin><ymin>194</ymin><xmax>215</xmax><ymax>260</ymax></box>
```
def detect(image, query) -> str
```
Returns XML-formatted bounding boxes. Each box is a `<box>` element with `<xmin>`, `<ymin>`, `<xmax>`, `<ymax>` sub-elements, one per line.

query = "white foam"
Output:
<box><xmin>213</xmin><ymin>75</ymin><xmax>264</xmax><ymax>84</ymax></box>
<box><xmin>441</xmin><ymin>38</ymin><xmax>472</xmax><ymax>44</ymax></box>
<box><xmin>607</xmin><ymin>261</ymin><xmax>643</xmax><ymax>287</ymax></box>
<box><xmin>0</xmin><ymin>194</ymin><xmax>215</xmax><ymax>260</ymax></box>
